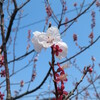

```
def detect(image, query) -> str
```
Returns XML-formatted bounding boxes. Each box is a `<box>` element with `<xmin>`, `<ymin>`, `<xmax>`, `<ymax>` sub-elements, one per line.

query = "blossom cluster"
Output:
<box><xmin>45</xmin><ymin>4</ymin><xmax>52</xmax><ymax>24</ymax></box>
<box><xmin>61</xmin><ymin>0</ymin><xmax>67</xmax><ymax>13</ymax></box>
<box><xmin>32</xmin><ymin>26</ymin><xmax>68</xmax><ymax>100</ymax></box>
<box><xmin>96</xmin><ymin>1</ymin><xmax>100</xmax><ymax>7</ymax></box>
<box><xmin>45</xmin><ymin>5</ymin><xmax>52</xmax><ymax>17</ymax></box>
<box><xmin>0</xmin><ymin>53</ymin><xmax>4</xmax><ymax>68</ymax></box>
<box><xmin>0</xmin><ymin>92</ymin><xmax>4</xmax><ymax>100</ymax></box>
<box><xmin>73</xmin><ymin>34</ymin><xmax>77</xmax><ymax>41</ymax></box>
<box><xmin>0</xmin><ymin>52</ymin><xmax>6</xmax><ymax>78</ymax></box>
<box><xmin>91</xmin><ymin>11</ymin><xmax>95</xmax><ymax>30</ymax></box>
<box><xmin>65</xmin><ymin>17</ymin><xmax>68</xmax><ymax>27</ymax></box>
<box><xmin>26</xmin><ymin>30</ymin><xmax>31</xmax><ymax>52</ymax></box>
<box><xmin>32</xmin><ymin>26</ymin><xmax>68</xmax><ymax>59</ymax></box>
<box><xmin>31</xmin><ymin>54</ymin><xmax>39</xmax><ymax>81</ymax></box>
<box><xmin>53</xmin><ymin>63</ymin><xmax>68</xmax><ymax>100</ymax></box>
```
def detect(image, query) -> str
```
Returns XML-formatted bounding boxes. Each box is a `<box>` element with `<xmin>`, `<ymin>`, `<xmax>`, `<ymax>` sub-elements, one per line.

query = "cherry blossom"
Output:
<box><xmin>32</xmin><ymin>27</ymin><xmax>61</xmax><ymax>51</ymax></box>
<box><xmin>57</xmin><ymin>62</ymin><xmax>70</xmax><ymax>72</ymax></box>
<box><xmin>40</xmin><ymin>26</ymin><xmax>61</xmax><ymax>48</ymax></box>
<box><xmin>32</xmin><ymin>26</ymin><xmax>68</xmax><ymax>59</ymax></box>
<box><xmin>55</xmin><ymin>72</ymin><xmax>67</xmax><ymax>83</ymax></box>
<box><xmin>52</xmin><ymin>86</ymin><xmax>68</xmax><ymax>100</ymax></box>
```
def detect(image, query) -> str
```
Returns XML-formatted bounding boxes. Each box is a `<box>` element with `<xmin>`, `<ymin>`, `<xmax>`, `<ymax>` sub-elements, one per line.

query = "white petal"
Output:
<box><xmin>47</xmin><ymin>26</ymin><xmax>59</xmax><ymax>35</ymax></box>
<box><xmin>38</xmin><ymin>33</ymin><xmax>52</xmax><ymax>48</ymax></box>
<box><xmin>46</xmin><ymin>26</ymin><xmax>61</xmax><ymax>41</ymax></box>
<box><xmin>32</xmin><ymin>36</ymin><xmax>43</xmax><ymax>53</ymax></box>
<box><xmin>55</xmin><ymin>42</ymin><xmax>68</xmax><ymax>59</ymax></box>
<box><xmin>33</xmin><ymin>31</ymin><xmax>41</xmax><ymax>36</ymax></box>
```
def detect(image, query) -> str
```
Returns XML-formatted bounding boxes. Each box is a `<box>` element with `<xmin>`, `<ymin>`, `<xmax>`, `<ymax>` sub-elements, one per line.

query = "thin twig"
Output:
<box><xmin>55</xmin><ymin>35</ymin><xmax>100</xmax><ymax>65</ymax></box>
<box><xmin>71</xmin><ymin>75</ymin><xmax>100</xmax><ymax>99</ymax></box>
<box><xmin>64</xmin><ymin>67</ymin><xmax>90</xmax><ymax>100</ymax></box>
<box><xmin>8</xmin><ymin>49</ymin><xmax>35</xmax><ymax>64</ymax></box>
<box><xmin>13</xmin><ymin>67</ymin><xmax>52</xmax><ymax>100</ymax></box>
<box><xmin>60</xmin><ymin>0</ymin><xmax>96</xmax><ymax>26</ymax></box>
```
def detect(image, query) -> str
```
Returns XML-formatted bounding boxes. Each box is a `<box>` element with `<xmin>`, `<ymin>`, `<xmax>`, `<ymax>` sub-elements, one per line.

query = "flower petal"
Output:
<box><xmin>55</xmin><ymin>42</ymin><xmax>68</xmax><ymax>59</ymax></box>
<box><xmin>46</xmin><ymin>26</ymin><xmax>61</xmax><ymax>43</ymax></box>
<box><xmin>32</xmin><ymin>31</ymin><xmax>44</xmax><ymax>52</ymax></box>
<box><xmin>32</xmin><ymin>37</ymin><xmax>43</xmax><ymax>52</ymax></box>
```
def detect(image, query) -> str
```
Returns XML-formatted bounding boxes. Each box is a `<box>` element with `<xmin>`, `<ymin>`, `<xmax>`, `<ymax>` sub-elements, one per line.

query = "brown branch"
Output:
<box><xmin>1</xmin><ymin>80</ymin><xmax>31</xmax><ymax>88</ymax></box>
<box><xmin>49</xmin><ymin>62</ymin><xmax>58</xmax><ymax>99</ymax></box>
<box><xmin>60</xmin><ymin>0</ymin><xmax>96</xmax><ymax>26</ymax></box>
<box><xmin>60</xmin><ymin>9</ymin><xmax>92</xmax><ymax>35</ymax></box>
<box><xmin>79</xmin><ymin>0</ymin><xmax>86</xmax><ymax>14</ymax></box>
<box><xmin>8</xmin><ymin>35</ymin><xmax>100</xmax><ymax>68</ymax></box>
<box><xmin>64</xmin><ymin>67</ymin><xmax>90</xmax><ymax>100</ymax></box>
<box><xmin>6</xmin><ymin>0</ymin><xmax>31</xmax><ymax>44</ymax></box>
<box><xmin>70</xmin><ymin>75</ymin><xmax>100</xmax><ymax>99</ymax></box>
<box><xmin>7</xmin><ymin>0</ymin><xmax>11</xmax><ymax>16</ymax></box>
<box><xmin>17</xmin><ymin>0</ymin><xmax>31</xmax><ymax>10</ymax></box>
<box><xmin>60</xmin><ymin>21</ymin><xmax>74</xmax><ymax>35</ymax></box>
<box><xmin>55</xmin><ymin>35</ymin><xmax>100</xmax><ymax>65</ymax></box>
<box><xmin>6</xmin><ymin>9</ymin><xmax>17</xmax><ymax>44</ymax></box>
<box><xmin>0</xmin><ymin>2</ymin><xmax>12</xmax><ymax>100</ymax></box>
<box><xmin>12</xmin><ymin>0</ymin><xmax>17</xmax><ymax>9</ymax></box>
<box><xmin>90</xmin><ymin>75</ymin><xmax>100</xmax><ymax>99</ymax></box>
<box><xmin>0</xmin><ymin>56</ymin><xmax>34</xmax><ymax>85</ymax></box>
<box><xmin>60</xmin><ymin>0</ymin><xmax>86</xmax><ymax>35</ymax></box>
<box><xmin>18</xmin><ymin>3</ymin><xmax>90</xmax><ymax>30</ymax></box>
<box><xmin>12</xmin><ymin>11</ymin><xmax>21</xmax><ymax>73</ymax></box>
<box><xmin>0</xmin><ymin>0</ymin><xmax>31</xmax><ymax>53</ymax></box>
<box><xmin>49</xmin><ymin>47</ymin><xmax>58</xmax><ymax>99</ymax></box>
<box><xmin>8</xmin><ymin>49</ymin><xmax>35</xmax><ymax>64</ymax></box>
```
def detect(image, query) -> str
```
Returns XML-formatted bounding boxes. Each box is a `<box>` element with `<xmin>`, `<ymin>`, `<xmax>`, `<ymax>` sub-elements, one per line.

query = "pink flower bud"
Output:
<box><xmin>74</xmin><ymin>3</ymin><xmax>77</xmax><ymax>7</ymax></box>
<box><xmin>89</xmin><ymin>32</ymin><xmax>94</xmax><ymax>39</ymax></box>
<box><xmin>88</xmin><ymin>67</ymin><xmax>93</xmax><ymax>73</ymax></box>
<box><xmin>73</xmin><ymin>34</ymin><xmax>77</xmax><ymax>41</ymax></box>
<box><xmin>91</xmin><ymin>56</ymin><xmax>96</xmax><ymax>61</ymax></box>
<box><xmin>20</xmin><ymin>80</ymin><xmax>24</xmax><ymax>87</ymax></box>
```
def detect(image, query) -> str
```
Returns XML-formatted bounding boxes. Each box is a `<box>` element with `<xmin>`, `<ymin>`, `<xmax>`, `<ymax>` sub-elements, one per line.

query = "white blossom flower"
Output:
<box><xmin>38</xmin><ymin>26</ymin><xmax>61</xmax><ymax>48</ymax></box>
<box><xmin>32</xmin><ymin>26</ymin><xmax>68</xmax><ymax>59</ymax></box>
<box><xmin>32</xmin><ymin>26</ymin><xmax>61</xmax><ymax>51</ymax></box>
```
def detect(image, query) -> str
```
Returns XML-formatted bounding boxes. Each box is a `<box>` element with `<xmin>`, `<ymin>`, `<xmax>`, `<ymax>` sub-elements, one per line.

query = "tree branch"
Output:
<box><xmin>0</xmin><ymin>2</ymin><xmax>12</xmax><ymax>100</ymax></box>
<box><xmin>70</xmin><ymin>75</ymin><xmax>100</xmax><ymax>99</ymax></box>
<box><xmin>55</xmin><ymin>35</ymin><xmax>100</xmax><ymax>65</ymax></box>
<box><xmin>8</xmin><ymin>49</ymin><xmax>35</xmax><ymax>64</ymax></box>
<box><xmin>60</xmin><ymin>0</ymin><xmax>96</xmax><ymax>26</ymax></box>
<box><xmin>64</xmin><ymin>66</ymin><xmax>90</xmax><ymax>100</ymax></box>
<box><xmin>12</xmin><ymin>0</ymin><xmax>17</xmax><ymax>9</ymax></box>
<box><xmin>17</xmin><ymin>0</ymin><xmax>31</xmax><ymax>10</ymax></box>
<box><xmin>13</xmin><ymin>67</ymin><xmax>52</xmax><ymax>100</ymax></box>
